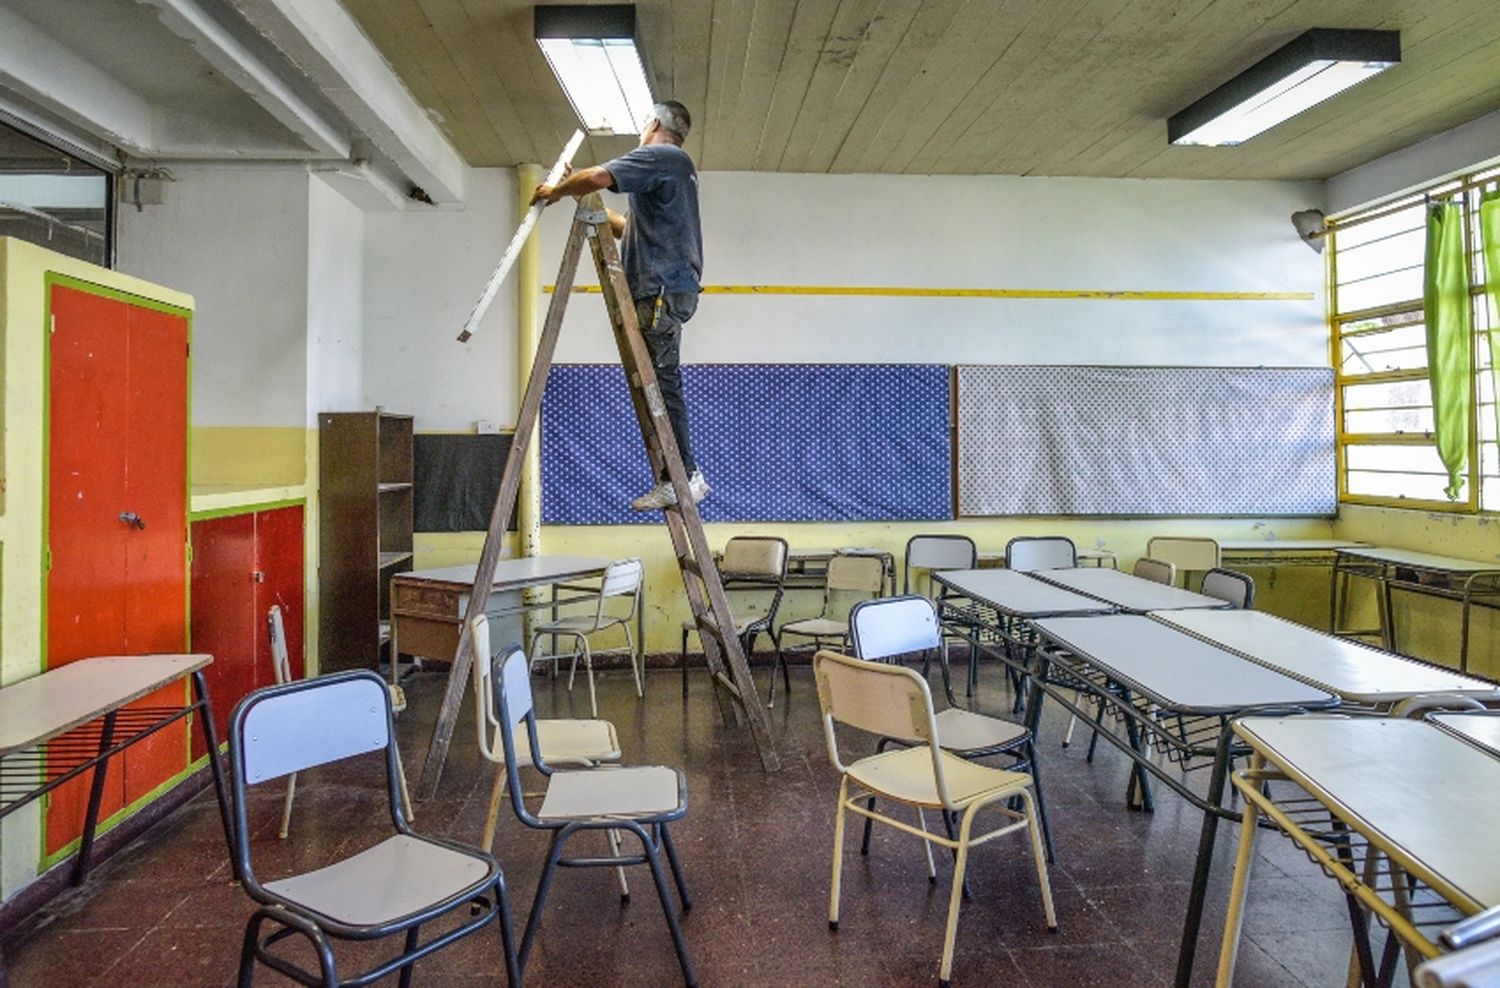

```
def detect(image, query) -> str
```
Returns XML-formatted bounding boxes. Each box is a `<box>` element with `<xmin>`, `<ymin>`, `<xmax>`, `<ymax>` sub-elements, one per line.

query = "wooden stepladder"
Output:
<box><xmin>415</xmin><ymin>192</ymin><xmax>779</xmax><ymax>800</ymax></box>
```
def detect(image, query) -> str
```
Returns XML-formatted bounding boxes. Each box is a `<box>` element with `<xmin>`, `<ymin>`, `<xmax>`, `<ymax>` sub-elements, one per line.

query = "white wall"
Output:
<box><xmin>116</xmin><ymin>165</ymin><xmax>311</xmax><ymax>427</ymax></box>
<box><xmin>537</xmin><ymin>171</ymin><xmax>1327</xmax><ymax>368</ymax></box>
<box><xmin>362</xmin><ymin>168</ymin><xmax>519</xmax><ymax>429</ymax></box>
<box><xmin>362</xmin><ymin>169</ymin><xmax>1326</xmax><ymax>429</ymax></box>
<box><xmin>306</xmin><ymin>175</ymin><xmax>365</xmax><ymax>420</ymax></box>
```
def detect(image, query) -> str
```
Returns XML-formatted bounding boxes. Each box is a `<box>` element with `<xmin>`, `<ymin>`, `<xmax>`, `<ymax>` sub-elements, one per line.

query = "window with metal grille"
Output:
<box><xmin>1329</xmin><ymin>166</ymin><xmax>1500</xmax><ymax>512</ymax></box>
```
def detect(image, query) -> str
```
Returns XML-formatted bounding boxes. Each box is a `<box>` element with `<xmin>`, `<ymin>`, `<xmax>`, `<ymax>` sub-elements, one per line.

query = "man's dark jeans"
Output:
<box><xmin>635</xmin><ymin>292</ymin><xmax>699</xmax><ymax>478</ymax></box>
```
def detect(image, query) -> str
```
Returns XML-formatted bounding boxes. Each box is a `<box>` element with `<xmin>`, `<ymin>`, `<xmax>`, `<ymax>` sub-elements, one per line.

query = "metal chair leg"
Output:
<box><xmin>659</xmin><ymin>824</ymin><xmax>693</xmax><ymax>911</ymax></box>
<box><xmin>397</xmin><ymin>925</ymin><xmax>420</xmax><ymax>988</ymax></box>
<box><xmin>494</xmin><ymin>873</ymin><xmax>522</xmax><ymax>988</ymax></box>
<box><xmin>1025</xmin><ymin>738</ymin><xmax>1056</xmax><ymax>863</ymax></box>
<box><xmin>519</xmin><ymin>832</ymin><xmax>567</xmax><ymax>972</ymax></box>
<box><xmin>639</xmin><ymin>827</ymin><xmax>699</xmax><ymax>987</ymax></box>
<box><xmin>681</xmin><ymin>627</ymin><xmax>691</xmax><ymax>698</ymax></box>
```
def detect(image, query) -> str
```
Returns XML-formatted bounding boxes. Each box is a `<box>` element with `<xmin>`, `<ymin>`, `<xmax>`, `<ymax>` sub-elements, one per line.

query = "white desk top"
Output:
<box><xmin>1430</xmin><ymin>712</ymin><xmax>1500</xmax><ymax>759</ymax></box>
<box><xmin>0</xmin><ymin>654</ymin><xmax>211</xmax><ymax>756</ymax></box>
<box><xmin>1338</xmin><ymin>546</ymin><xmax>1500</xmax><ymax>574</ymax></box>
<box><xmin>1150</xmin><ymin>609</ymin><xmax>1499</xmax><ymax>705</ymax></box>
<box><xmin>1034</xmin><ymin>567</ymin><xmax>1228</xmax><ymax>613</ymax></box>
<box><xmin>1219</xmin><ymin>540</ymin><xmax>1366</xmax><ymax>552</ymax></box>
<box><xmin>1033</xmin><ymin>615</ymin><xmax>1334</xmax><ymax>714</ymax></box>
<box><xmin>934</xmin><ymin>569</ymin><xmax>1114</xmax><ymax>618</ymax></box>
<box><xmin>1236</xmin><ymin>716</ymin><xmax>1500</xmax><ymax>913</ymax></box>
<box><xmin>394</xmin><ymin>556</ymin><xmax>613</xmax><ymax>590</ymax></box>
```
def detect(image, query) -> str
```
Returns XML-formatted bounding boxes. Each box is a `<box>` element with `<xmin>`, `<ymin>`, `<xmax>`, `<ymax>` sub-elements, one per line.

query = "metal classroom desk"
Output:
<box><xmin>932</xmin><ymin>568</ymin><xmax>1115</xmax><ymax>698</ymax></box>
<box><xmin>1219</xmin><ymin>538</ymin><xmax>1367</xmax><ymax>568</ymax></box>
<box><xmin>1150</xmin><ymin>609</ymin><xmax>1500</xmax><ymax>709</ymax></box>
<box><xmin>0</xmin><ymin>654</ymin><xmax>235</xmax><ymax>885</ymax></box>
<box><xmin>1331</xmin><ymin>546</ymin><xmax>1500</xmax><ymax>673</ymax></box>
<box><xmin>1023</xmin><ymin>615</ymin><xmax>1339</xmax><ymax>988</ymax></box>
<box><xmin>1219</xmin><ymin>716</ymin><xmax>1500</xmax><ymax>987</ymax></box>
<box><xmin>1429</xmin><ymin>709</ymin><xmax>1500</xmax><ymax>758</ymax></box>
<box><xmin>392</xmin><ymin>556</ymin><xmax>615</xmax><ymax>800</ymax></box>
<box><xmin>1033</xmin><ymin>566</ymin><xmax>1229</xmax><ymax>613</ymax></box>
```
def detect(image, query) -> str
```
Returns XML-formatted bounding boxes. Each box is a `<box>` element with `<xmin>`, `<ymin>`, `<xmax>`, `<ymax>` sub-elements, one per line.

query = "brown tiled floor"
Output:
<box><xmin>2</xmin><ymin>662</ymin><xmax>1401</xmax><ymax>986</ymax></box>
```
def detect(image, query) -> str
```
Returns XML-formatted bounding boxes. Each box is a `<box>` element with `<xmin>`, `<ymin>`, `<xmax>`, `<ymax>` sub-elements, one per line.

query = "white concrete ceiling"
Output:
<box><xmin>343</xmin><ymin>0</ymin><xmax>1500</xmax><ymax>181</ymax></box>
<box><xmin>0</xmin><ymin>0</ymin><xmax>1498</xmax><ymax>208</ymax></box>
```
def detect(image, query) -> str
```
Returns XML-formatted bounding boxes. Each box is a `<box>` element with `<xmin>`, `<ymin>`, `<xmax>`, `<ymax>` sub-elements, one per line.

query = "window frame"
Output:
<box><xmin>1329</xmin><ymin>166</ymin><xmax>1500</xmax><ymax>513</ymax></box>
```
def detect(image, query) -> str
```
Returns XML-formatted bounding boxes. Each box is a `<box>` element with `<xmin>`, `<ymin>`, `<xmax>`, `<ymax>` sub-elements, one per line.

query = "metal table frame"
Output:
<box><xmin>1331</xmin><ymin>547</ymin><xmax>1500</xmax><ymax>672</ymax></box>
<box><xmin>0</xmin><ymin>654</ymin><xmax>236</xmax><ymax>887</ymax></box>
<box><xmin>1219</xmin><ymin>715</ymin><xmax>1500</xmax><ymax>988</ymax></box>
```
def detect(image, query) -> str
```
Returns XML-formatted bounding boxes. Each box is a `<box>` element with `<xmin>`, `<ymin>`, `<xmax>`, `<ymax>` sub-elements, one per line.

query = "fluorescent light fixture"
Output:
<box><xmin>535</xmin><ymin>5</ymin><xmax>654</xmax><ymax>137</ymax></box>
<box><xmin>1169</xmin><ymin>29</ymin><xmax>1400</xmax><ymax>146</ymax></box>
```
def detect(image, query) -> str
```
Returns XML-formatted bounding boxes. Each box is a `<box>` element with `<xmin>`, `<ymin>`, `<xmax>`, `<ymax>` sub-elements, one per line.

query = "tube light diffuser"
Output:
<box><xmin>1169</xmin><ymin>29</ymin><xmax>1400</xmax><ymax>147</ymax></box>
<box><xmin>535</xmin><ymin>5</ymin><xmax>654</xmax><ymax>137</ymax></box>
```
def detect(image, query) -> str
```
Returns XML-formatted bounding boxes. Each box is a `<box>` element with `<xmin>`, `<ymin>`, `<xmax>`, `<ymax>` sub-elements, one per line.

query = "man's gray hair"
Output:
<box><xmin>649</xmin><ymin>100</ymin><xmax>691</xmax><ymax>142</ymax></box>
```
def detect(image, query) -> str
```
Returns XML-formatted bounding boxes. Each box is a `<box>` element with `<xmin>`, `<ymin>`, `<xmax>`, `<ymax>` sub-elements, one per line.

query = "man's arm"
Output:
<box><xmin>531</xmin><ymin>165</ymin><xmax>613</xmax><ymax>205</ymax></box>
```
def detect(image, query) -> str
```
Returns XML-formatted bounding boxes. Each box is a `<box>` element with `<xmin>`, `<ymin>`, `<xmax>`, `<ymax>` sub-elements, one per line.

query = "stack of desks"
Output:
<box><xmin>930</xmin><ymin>565</ymin><xmax>1499</xmax><ymax>987</ymax></box>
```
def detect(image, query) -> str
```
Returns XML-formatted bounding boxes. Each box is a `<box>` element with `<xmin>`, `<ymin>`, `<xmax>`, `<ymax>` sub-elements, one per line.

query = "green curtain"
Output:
<box><xmin>1481</xmin><ymin>190</ymin><xmax>1500</xmax><ymax>453</ymax></box>
<box><xmin>1424</xmin><ymin>199</ymin><xmax>1472</xmax><ymax>500</ymax></box>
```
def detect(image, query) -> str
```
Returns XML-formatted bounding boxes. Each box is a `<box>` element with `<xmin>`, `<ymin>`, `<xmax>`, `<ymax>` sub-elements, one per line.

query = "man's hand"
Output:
<box><xmin>531</xmin><ymin>183</ymin><xmax>561</xmax><ymax>206</ymax></box>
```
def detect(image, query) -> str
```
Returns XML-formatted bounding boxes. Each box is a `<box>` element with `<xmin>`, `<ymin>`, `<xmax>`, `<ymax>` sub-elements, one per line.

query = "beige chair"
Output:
<box><xmin>1145</xmin><ymin>536</ymin><xmax>1220</xmax><ymax>588</ymax></box>
<box><xmin>529</xmin><ymin>557</ymin><xmax>643</xmax><ymax>717</ymax></box>
<box><xmin>772</xmin><ymin>552</ymin><xmax>885</xmax><ymax>706</ymax></box>
<box><xmin>268</xmin><ymin>605</ymin><xmax>413</xmax><ymax>834</ymax></box>
<box><xmin>469</xmin><ymin>614</ymin><xmax>623</xmax><ymax>848</ymax></box>
<box><xmin>814</xmin><ymin>650</ymin><xmax>1056</xmax><ymax>988</ymax></box>
<box><xmin>1132</xmin><ymin>556</ymin><xmax>1177</xmax><ymax>585</ymax></box>
<box><xmin>681</xmin><ymin>536</ymin><xmax>789</xmax><ymax>697</ymax></box>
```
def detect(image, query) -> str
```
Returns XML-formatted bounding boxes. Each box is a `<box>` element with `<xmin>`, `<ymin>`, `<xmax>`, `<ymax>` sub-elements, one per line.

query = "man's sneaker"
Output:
<box><xmin>629</xmin><ymin>471</ymin><xmax>711</xmax><ymax>511</ymax></box>
<box><xmin>630</xmin><ymin>480</ymin><xmax>676</xmax><ymax>511</ymax></box>
<box><xmin>688</xmin><ymin>470</ymin><xmax>711</xmax><ymax>503</ymax></box>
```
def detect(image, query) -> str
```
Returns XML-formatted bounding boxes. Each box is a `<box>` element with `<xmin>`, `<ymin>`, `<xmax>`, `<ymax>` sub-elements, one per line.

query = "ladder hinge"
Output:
<box><xmin>577</xmin><ymin>208</ymin><xmax>608</xmax><ymax>226</ymax></box>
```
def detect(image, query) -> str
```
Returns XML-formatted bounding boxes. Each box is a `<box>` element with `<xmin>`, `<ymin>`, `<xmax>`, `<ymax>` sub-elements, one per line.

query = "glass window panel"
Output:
<box><xmin>1346</xmin><ymin>444</ymin><xmax>1446</xmax><ymax>473</ymax></box>
<box><xmin>1346</xmin><ymin>469</ymin><xmax>1456</xmax><ymax>502</ymax></box>
<box><xmin>1332</xmin><ymin>205</ymin><xmax>1424</xmax><ymax>250</ymax></box>
<box><xmin>1336</xmin><ymin>266</ymin><xmax>1423</xmax><ymax>314</ymax></box>
<box><xmin>1344</xmin><ymin>407</ymin><xmax>1434</xmax><ymax>434</ymax></box>
<box><xmin>1335</xmin><ymin>227</ymin><xmax>1425</xmax><ymax>286</ymax></box>
<box><xmin>1341</xmin><ymin>324</ymin><xmax>1427</xmax><ymax>374</ymax></box>
<box><xmin>0</xmin><ymin>123</ymin><xmax>111</xmax><ymax>267</ymax></box>
<box><xmin>1343</xmin><ymin>379</ymin><xmax>1432</xmax><ymax>411</ymax></box>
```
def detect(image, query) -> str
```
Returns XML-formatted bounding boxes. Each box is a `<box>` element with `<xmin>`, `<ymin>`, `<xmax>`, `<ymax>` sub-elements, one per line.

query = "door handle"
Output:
<box><xmin>119</xmin><ymin>511</ymin><xmax>146</xmax><ymax>530</ymax></box>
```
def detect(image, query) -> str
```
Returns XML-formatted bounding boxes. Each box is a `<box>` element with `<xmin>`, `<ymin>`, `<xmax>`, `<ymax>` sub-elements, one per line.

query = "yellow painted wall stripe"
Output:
<box><xmin>544</xmin><ymin>284</ymin><xmax>1313</xmax><ymax>302</ymax></box>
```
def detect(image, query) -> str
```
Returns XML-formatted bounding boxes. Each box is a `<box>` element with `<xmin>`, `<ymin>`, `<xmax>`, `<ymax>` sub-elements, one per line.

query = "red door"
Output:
<box><xmin>46</xmin><ymin>284</ymin><xmax>189</xmax><ymax>854</ymax></box>
<box><xmin>189</xmin><ymin>514</ymin><xmax>256</xmax><ymax>763</ymax></box>
<box><xmin>256</xmin><ymin>506</ymin><xmax>306</xmax><ymax>684</ymax></box>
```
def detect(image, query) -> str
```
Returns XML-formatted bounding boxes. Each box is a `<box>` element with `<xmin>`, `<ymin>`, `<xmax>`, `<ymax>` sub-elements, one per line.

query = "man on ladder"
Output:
<box><xmin>531</xmin><ymin>99</ymin><xmax>709</xmax><ymax>511</ymax></box>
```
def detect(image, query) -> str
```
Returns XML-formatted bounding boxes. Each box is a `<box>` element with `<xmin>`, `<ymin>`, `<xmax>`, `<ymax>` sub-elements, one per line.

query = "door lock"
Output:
<box><xmin>119</xmin><ymin>512</ymin><xmax>146</xmax><ymax>530</ymax></box>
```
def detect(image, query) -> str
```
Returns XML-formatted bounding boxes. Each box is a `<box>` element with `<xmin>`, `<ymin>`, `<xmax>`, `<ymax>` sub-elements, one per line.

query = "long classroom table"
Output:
<box><xmin>1032</xmin><ymin>566</ymin><xmax>1229</xmax><ymax>613</ymax></box>
<box><xmin>1150</xmin><ymin>609</ymin><xmax>1499</xmax><ymax>708</ymax></box>
<box><xmin>1220</xmin><ymin>715</ymin><xmax>1500</xmax><ymax>986</ymax></box>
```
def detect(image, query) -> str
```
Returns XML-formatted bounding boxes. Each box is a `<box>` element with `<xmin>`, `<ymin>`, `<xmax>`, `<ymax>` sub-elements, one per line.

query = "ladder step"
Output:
<box><xmin>678</xmin><ymin>556</ymin><xmax>703</xmax><ymax>579</ymax></box>
<box><xmin>694</xmin><ymin>615</ymin><xmax>727</xmax><ymax>641</ymax></box>
<box><xmin>712</xmin><ymin>672</ymin><xmax>743</xmax><ymax>703</ymax></box>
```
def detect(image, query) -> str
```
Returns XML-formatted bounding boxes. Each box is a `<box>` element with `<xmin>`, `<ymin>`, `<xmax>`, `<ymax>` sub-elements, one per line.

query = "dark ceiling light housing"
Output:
<box><xmin>534</xmin><ymin>5</ymin><xmax>654</xmax><ymax>137</ymax></box>
<box><xmin>1168</xmin><ymin>29</ymin><xmax>1400</xmax><ymax>147</ymax></box>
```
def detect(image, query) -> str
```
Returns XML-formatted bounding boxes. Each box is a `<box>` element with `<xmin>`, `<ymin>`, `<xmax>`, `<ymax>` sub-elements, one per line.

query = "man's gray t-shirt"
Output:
<box><xmin>603</xmin><ymin>144</ymin><xmax>702</xmax><ymax>300</ymax></box>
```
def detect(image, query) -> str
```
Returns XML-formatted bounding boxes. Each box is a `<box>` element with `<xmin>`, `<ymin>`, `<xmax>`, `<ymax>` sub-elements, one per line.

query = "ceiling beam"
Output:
<box><xmin>228</xmin><ymin>0</ymin><xmax>467</xmax><ymax>205</ymax></box>
<box><xmin>143</xmin><ymin>0</ymin><xmax>351</xmax><ymax>160</ymax></box>
<box><xmin>0</xmin><ymin>4</ymin><xmax>156</xmax><ymax>157</ymax></box>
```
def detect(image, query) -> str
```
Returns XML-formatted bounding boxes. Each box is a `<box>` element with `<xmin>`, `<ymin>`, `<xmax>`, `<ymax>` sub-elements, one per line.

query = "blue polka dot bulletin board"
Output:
<box><xmin>540</xmin><ymin>363</ymin><xmax>953</xmax><ymax>525</ymax></box>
